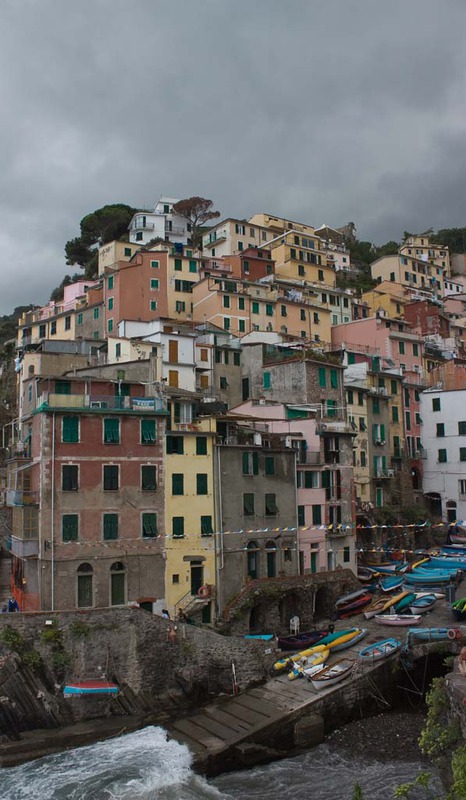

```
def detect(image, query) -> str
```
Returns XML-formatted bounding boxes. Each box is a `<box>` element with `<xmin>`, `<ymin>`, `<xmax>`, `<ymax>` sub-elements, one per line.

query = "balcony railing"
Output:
<box><xmin>6</xmin><ymin>490</ymin><xmax>39</xmax><ymax>507</ymax></box>
<box><xmin>373</xmin><ymin>469</ymin><xmax>395</xmax><ymax>479</ymax></box>
<box><xmin>297</xmin><ymin>451</ymin><xmax>321</xmax><ymax>465</ymax></box>
<box><xmin>36</xmin><ymin>394</ymin><xmax>166</xmax><ymax>412</ymax></box>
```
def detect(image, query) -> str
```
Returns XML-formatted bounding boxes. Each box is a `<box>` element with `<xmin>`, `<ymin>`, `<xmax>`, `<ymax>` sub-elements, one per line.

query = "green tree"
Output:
<box><xmin>65</xmin><ymin>203</ymin><xmax>137</xmax><ymax>278</ymax></box>
<box><xmin>172</xmin><ymin>196</ymin><xmax>220</xmax><ymax>249</ymax></box>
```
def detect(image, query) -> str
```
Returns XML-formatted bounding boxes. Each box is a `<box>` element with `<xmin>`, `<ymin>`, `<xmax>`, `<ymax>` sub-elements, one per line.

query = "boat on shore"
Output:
<box><xmin>393</xmin><ymin>593</ymin><xmax>417</xmax><ymax>613</ymax></box>
<box><xmin>380</xmin><ymin>575</ymin><xmax>404</xmax><ymax>593</ymax></box>
<box><xmin>335</xmin><ymin>588</ymin><xmax>372</xmax><ymax>608</ymax></box>
<box><xmin>337</xmin><ymin>593</ymin><xmax>373</xmax><ymax>618</ymax></box>
<box><xmin>64</xmin><ymin>681</ymin><xmax>119</xmax><ymax>696</ymax></box>
<box><xmin>287</xmin><ymin>647</ymin><xmax>330</xmax><ymax>681</ymax></box>
<box><xmin>331</xmin><ymin>628</ymin><xmax>367</xmax><ymax>651</ymax></box>
<box><xmin>359</xmin><ymin>638</ymin><xmax>401</xmax><ymax>662</ymax></box>
<box><xmin>277</xmin><ymin>630</ymin><xmax>328</xmax><ymax>651</ymax></box>
<box><xmin>273</xmin><ymin>630</ymin><xmax>354</xmax><ymax>672</ymax></box>
<box><xmin>358</xmin><ymin>566</ymin><xmax>379</xmax><ymax>582</ymax></box>
<box><xmin>309</xmin><ymin>658</ymin><xmax>355</xmax><ymax>690</ymax></box>
<box><xmin>375</xmin><ymin>614</ymin><xmax>422</xmax><ymax>626</ymax></box>
<box><xmin>407</xmin><ymin>627</ymin><xmax>452</xmax><ymax>642</ymax></box>
<box><xmin>409</xmin><ymin>594</ymin><xmax>436</xmax><ymax>615</ymax></box>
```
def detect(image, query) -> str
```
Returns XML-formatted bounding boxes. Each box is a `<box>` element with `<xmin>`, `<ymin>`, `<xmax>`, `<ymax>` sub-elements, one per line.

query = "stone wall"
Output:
<box><xmin>0</xmin><ymin>607</ymin><xmax>273</xmax><ymax>737</ymax></box>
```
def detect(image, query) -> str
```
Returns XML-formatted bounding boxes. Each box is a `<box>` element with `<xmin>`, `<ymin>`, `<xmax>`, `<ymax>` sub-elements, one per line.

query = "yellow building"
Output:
<box><xmin>249</xmin><ymin>213</ymin><xmax>316</xmax><ymax>238</ymax></box>
<box><xmin>362</xmin><ymin>282</ymin><xmax>409</xmax><ymax>319</ymax></box>
<box><xmin>98</xmin><ymin>240</ymin><xmax>142</xmax><ymax>275</ymax></box>
<box><xmin>371</xmin><ymin>234</ymin><xmax>450</xmax><ymax>297</ymax></box>
<box><xmin>164</xmin><ymin>414</ymin><xmax>217</xmax><ymax>621</ymax></box>
<box><xmin>266</xmin><ymin>231</ymin><xmax>336</xmax><ymax>287</ymax></box>
<box><xmin>400</xmin><ymin>235</ymin><xmax>450</xmax><ymax>273</ymax></box>
<box><xmin>17</xmin><ymin>283</ymin><xmax>104</xmax><ymax>350</ymax></box>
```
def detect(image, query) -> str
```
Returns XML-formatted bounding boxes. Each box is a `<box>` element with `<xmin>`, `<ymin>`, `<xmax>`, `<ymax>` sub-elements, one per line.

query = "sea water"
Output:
<box><xmin>0</xmin><ymin>725</ymin><xmax>443</xmax><ymax>800</ymax></box>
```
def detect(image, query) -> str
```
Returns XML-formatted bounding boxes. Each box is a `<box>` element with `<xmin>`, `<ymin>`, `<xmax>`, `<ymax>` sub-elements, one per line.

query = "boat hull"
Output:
<box><xmin>375</xmin><ymin>614</ymin><xmax>422</xmax><ymax>626</ymax></box>
<box><xmin>310</xmin><ymin>658</ymin><xmax>354</xmax><ymax>690</ymax></box>
<box><xmin>277</xmin><ymin>630</ymin><xmax>328</xmax><ymax>651</ymax></box>
<box><xmin>359</xmin><ymin>638</ymin><xmax>401</xmax><ymax>661</ymax></box>
<box><xmin>64</xmin><ymin>681</ymin><xmax>118</xmax><ymax>696</ymax></box>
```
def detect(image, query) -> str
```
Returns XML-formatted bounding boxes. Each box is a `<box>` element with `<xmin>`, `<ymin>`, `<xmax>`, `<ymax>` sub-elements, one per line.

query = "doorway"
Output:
<box><xmin>110</xmin><ymin>561</ymin><xmax>126</xmax><ymax>605</ymax></box>
<box><xmin>190</xmin><ymin>562</ymin><xmax>203</xmax><ymax>595</ymax></box>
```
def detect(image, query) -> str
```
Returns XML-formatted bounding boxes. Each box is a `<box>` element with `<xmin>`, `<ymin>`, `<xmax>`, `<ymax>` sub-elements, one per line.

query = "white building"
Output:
<box><xmin>419</xmin><ymin>388</ymin><xmax>466</xmax><ymax>523</ymax></box>
<box><xmin>128</xmin><ymin>197</ymin><xmax>191</xmax><ymax>246</ymax></box>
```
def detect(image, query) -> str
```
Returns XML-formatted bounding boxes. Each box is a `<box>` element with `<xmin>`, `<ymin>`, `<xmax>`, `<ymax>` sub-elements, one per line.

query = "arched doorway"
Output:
<box><xmin>265</xmin><ymin>540</ymin><xmax>277</xmax><ymax>578</ymax></box>
<box><xmin>279</xmin><ymin>592</ymin><xmax>299</xmax><ymax>627</ymax></box>
<box><xmin>314</xmin><ymin>585</ymin><xmax>333</xmax><ymax>621</ymax></box>
<box><xmin>77</xmin><ymin>563</ymin><xmax>93</xmax><ymax>608</ymax></box>
<box><xmin>246</xmin><ymin>541</ymin><xmax>259</xmax><ymax>579</ymax></box>
<box><xmin>110</xmin><ymin>561</ymin><xmax>126</xmax><ymax>606</ymax></box>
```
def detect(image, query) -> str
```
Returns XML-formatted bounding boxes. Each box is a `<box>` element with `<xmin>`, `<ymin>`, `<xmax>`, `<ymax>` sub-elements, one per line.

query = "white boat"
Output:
<box><xmin>374</xmin><ymin>614</ymin><xmax>422</xmax><ymax>626</ymax></box>
<box><xmin>309</xmin><ymin>658</ymin><xmax>355</xmax><ymax>690</ymax></box>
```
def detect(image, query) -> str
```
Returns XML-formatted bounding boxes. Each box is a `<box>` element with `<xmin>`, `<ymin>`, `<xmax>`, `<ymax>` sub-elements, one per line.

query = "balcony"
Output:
<box><xmin>6</xmin><ymin>490</ymin><xmax>38</xmax><ymax>507</ymax></box>
<box><xmin>373</xmin><ymin>469</ymin><xmax>395</xmax><ymax>479</ymax></box>
<box><xmin>10</xmin><ymin>535</ymin><xmax>39</xmax><ymax>558</ymax></box>
<box><xmin>165</xmin><ymin>224</ymin><xmax>186</xmax><ymax>236</ymax></box>
<box><xmin>297</xmin><ymin>451</ymin><xmax>321</xmax><ymax>465</ymax></box>
<box><xmin>36</xmin><ymin>394</ymin><xmax>167</xmax><ymax>413</ymax></box>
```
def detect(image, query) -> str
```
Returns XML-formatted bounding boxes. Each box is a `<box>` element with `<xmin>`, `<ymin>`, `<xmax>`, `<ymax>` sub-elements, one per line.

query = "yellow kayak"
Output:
<box><xmin>288</xmin><ymin>648</ymin><xmax>330</xmax><ymax>681</ymax></box>
<box><xmin>273</xmin><ymin>643</ymin><xmax>330</xmax><ymax>672</ymax></box>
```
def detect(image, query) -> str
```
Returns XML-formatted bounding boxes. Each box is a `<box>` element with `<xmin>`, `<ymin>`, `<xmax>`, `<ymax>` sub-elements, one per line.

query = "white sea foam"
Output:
<box><xmin>0</xmin><ymin>726</ymin><xmax>223</xmax><ymax>800</ymax></box>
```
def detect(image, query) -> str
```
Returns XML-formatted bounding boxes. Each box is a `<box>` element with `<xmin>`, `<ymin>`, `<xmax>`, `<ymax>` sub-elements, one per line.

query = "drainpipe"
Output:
<box><xmin>294</xmin><ymin>449</ymin><xmax>300</xmax><ymax>574</ymax></box>
<box><xmin>51</xmin><ymin>412</ymin><xmax>56</xmax><ymax>611</ymax></box>
<box><xmin>214</xmin><ymin>443</ymin><xmax>224</xmax><ymax>616</ymax></box>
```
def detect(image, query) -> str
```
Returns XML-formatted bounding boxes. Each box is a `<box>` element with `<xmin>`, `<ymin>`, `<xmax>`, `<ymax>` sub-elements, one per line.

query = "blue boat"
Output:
<box><xmin>442</xmin><ymin>545</ymin><xmax>466</xmax><ymax>555</ymax></box>
<box><xmin>393</xmin><ymin>592</ymin><xmax>416</xmax><ymax>612</ymax></box>
<box><xmin>380</xmin><ymin>575</ymin><xmax>404</xmax><ymax>593</ymax></box>
<box><xmin>244</xmin><ymin>634</ymin><xmax>274</xmax><ymax>641</ymax></box>
<box><xmin>359</xmin><ymin>637</ymin><xmax>401</xmax><ymax>662</ymax></box>
<box><xmin>407</xmin><ymin>627</ymin><xmax>451</xmax><ymax>642</ymax></box>
<box><xmin>426</xmin><ymin>557</ymin><xmax>466</xmax><ymax>571</ymax></box>
<box><xmin>404</xmin><ymin>571</ymin><xmax>454</xmax><ymax>586</ymax></box>
<box><xmin>409</xmin><ymin>594</ymin><xmax>437</xmax><ymax>614</ymax></box>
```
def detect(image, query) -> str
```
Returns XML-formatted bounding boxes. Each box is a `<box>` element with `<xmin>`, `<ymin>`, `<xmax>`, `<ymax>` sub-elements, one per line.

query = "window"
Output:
<box><xmin>201</xmin><ymin>516</ymin><xmax>213</xmax><ymax>536</ymax></box>
<box><xmin>459</xmin><ymin>421</ymin><xmax>466</xmax><ymax>435</ymax></box>
<box><xmin>62</xmin><ymin>416</ymin><xmax>79</xmax><ymax>443</ymax></box>
<box><xmin>298</xmin><ymin>265</ymin><xmax>305</xmax><ymax>277</ymax></box>
<box><xmin>265</xmin><ymin>456</ymin><xmax>275</xmax><ymax>475</ymax></box>
<box><xmin>239</xmin><ymin>319</ymin><xmax>246</xmax><ymax>333</ymax></box>
<box><xmin>166</xmin><ymin>435</ymin><xmax>184</xmax><ymax>454</ymax></box>
<box><xmin>392</xmin><ymin>406</ymin><xmax>399</xmax><ymax>423</ymax></box>
<box><xmin>347</xmin><ymin>389</ymin><xmax>354</xmax><ymax>404</ymax></box>
<box><xmin>438</xmin><ymin>449</ymin><xmax>447</xmax><ymax>463</ymax></box>
<box><xmin>140</xmin><ymin>418</ymin><xmax>156</xmax><ymax>445</ymax></box>
<box><xmin>312</xmin><ymin>505</ymin><xmax>322</xmax><ymax>525</ymax></box>
<box><xmin>242</xmin><ymin>452</ymin><xmax>259</xmax><ymax>475</ymax></box>
<box><xmin>436</xmin><ymin>423</ymin><xmax>445</xmax><ymax>437</ymax></box>
<box><xmin>108</xmin><ymin>297</ymin><xmax>114</xmax><ymax>312</ymax></box>
<box><xmin>223</xmin><ymin>295</ymin><xmax>230</xmax><ymax>308</ymax></box>
<box><xmin>64</xmin><ymin>315</ymin><xmax>71</xmax><ymax>331</ymax></box>
<box><xmin>62</xmin><ymin>464</ymin><xmax>78</xmax><ymax>491</ymax></box>
<box><xmin>50</xmin><ymin>321</ymin><xmax>57</xmax><ymax>335</ymax></box>
<box><xmin>265</xmin><ymin>493</ymin><xmax>277</xmax><ymax>516</ymax></box>
<box><xmin>115</xmin><ymin>343</ymin><xmax>121</xmax><ymax>358</ymax></box>
<box><xmin>318</xmin><ymin>367</ymin><xmax>326</xmax><ymax>388</ymax></box>
<box><xmin>252</xmin><ymin>301</ymin><xmax>259</xmax><ymax>314</ymax></box>
<box><xmin>343</xmin><ymin>547</ymin><xmax>350</xmax><ymax>564</ymax></box>
<box><xmin>189</xmin><ymin>260</ymin><xmax>197</xmax><ymax>273</ymax></box>
<box><xmin>298</xmin><ymin>506</ymin><xmax>305</xmax><ymax>526</ymax></box>
<box><xmin>103</xmin><ymin>465</ymin><xmax>119</xmax><ymax>491</ymax></box>
<box><xmin>233</xmin><ymin>352</ymin><xmax>240</xmax><ymax>366</ymax></box>
<box><xmin>405</xmin><ymin>411</ymin><xmax>411</xmax><ymax>431</ymax></box>
<box><xmin>281</xmin><ymin>305</ymin><xmax>287</xmax><ymax>317</ymax></box>
<box><xmin>318</xmin><ymin>269</ymin><xmax>324</xmax><ymax>281</ymax></box>
<box><xmin>150</xmin><ymin>301</ymin><xmax>157</xmax><ymax>312</ymax></box>
<box><xmin>238</xmin><ymin>297</ymin><xmax>245</xmax><ymax>311</ymax></box>
<box><xmin>326</xmin><ymin>400</ymin><xmax>337</xmax><ymax>417</ymax></box>
<box><xmin>313</xmin><ymin>312</ymin><xmax>319</xmax><ymax>324</ymax></box>
<box><xmin>460</xmin><ymin>480</ymin><xmax>466</xmax><ymax>496</ymax></box>
<box><xmin>220</xmin><ymin>376</ymin><xmax>228</xmax><ymax>389</ymax></box>
<box><xmin>432</xmin><ymin>398</ymin><xmax>441</xmax><ymax>412</ymax></box>
<box><xmin>243</xmin><ymin>493</ymin><xmax>255</xmax><ymax>515</ymax></box>
<box><xmin>399</xmin><ymin>341</ymin><xmax>405</xmax><ymax>355</ymax></box>
<box><xmin>172</xmin><ymin>517</ymin><xmax>185</xmax><ymax>538</ymax></box>
<box><xmin>103</xmin><ymin>514</ymin><xmax>119</xmax><ymax>541</ymax></box>
<box><xmin>223</xmin><ymin>318</ymin><xmax>230</xmax><ymax>331</ymax></box>
<box><xmin>413</xmin><ymin>343</ymin><xmax>419</xmax><ymax>356</ymax></box>
<box><xmin>360</xmin><ymin>451</ymin><xmax>366</xmax><ymax>467</ymax></box>
<box><xmin>391</xmin><ymin>380</ymin><xmax>398</xmax><ymax>395</ymax></box>
<box><xmin>372</xmin><ymin>397</ymin><xmax>380</xmax><ymax>414</ymax></box>
<box><xmin>196</xmin><ymin>474</ymin><xmax>208</xmax><ymax>495</ymax></box>
<box><xmin>196</xmin><ymin>436</ymin><xmax>207</xmax><ymax>455</ymax></box>
<box><xmin>141</xmin><ymin>465</ymin><xmax>157</xmax><ymax>490</ymax></box>
<box><xmin>359</xmin><ymin>417</ymin><xmax>366</xmax><ymax>431</ymax></box>
<box><xmin>62</xmin><ymin>514</ymin><xmax>78</xmax><ymax>542</ymax></box>
<box><xmin>39</xmin><ymin>323</ymin><xmax>46</xmax><ymax>338</ymax></box>
<box><xmin>172</xmin><ymin>474</ymin><xmax>184</xmax><ymax>495</ymax></box>
<box><xmin>150</xmin><ymin>260</ymin><xmax>159</xmax><ymax>268</ymax></box>
<box><xmin>330</xmin><ymin>369</ymin><xmax>338</xmax><ymax>389</ymax></box>
<box><xmin>108</xmin><ymin>276</ymin><xmax>114</xmax><ymax>289</ymax></box>
<box><xmin>358</xmin><ymin>391</ymin><xmax>364</xmax><ymax>406</ymax></box>
<box><xmin>150</xmin><ymin>279</ymin><xmax>159</xmax><ymax>290</ymax></box>
<box><xmin>174</xmin><ymin>258</ymin><xmax>182</xmax><ymax>271</ymax></box>
<box><xmin>142</xmin><ymin>513</ymin><xmax>158</xmax><ymax>538</ymax></box>
<box><xmin>104</xmin><ymin>418</ymin><xmax>120</xmax><ymax>444</ymax></box>
<box><xmin>108</xmin><ymin>319</ymin><xmax>113</xmax><ymax>333</ymax></box>
<box><xmin>263</xmin><ymin>371</ymin><xmax>271</xmax><ymax>389</ymax></box>
<box><xmin>461</xmin><ymin>449</ymin><xmax>466</xmax><ymax>462</ymax></box>
<box><xmin>265</xmin><ymin>303</ymin><xmax>273</xmax><ymax>317</ymax></box>
<box><xmin>136</xmin><ymin>232</ymin><xmax>143</xmax><ymax>241</ymax></box>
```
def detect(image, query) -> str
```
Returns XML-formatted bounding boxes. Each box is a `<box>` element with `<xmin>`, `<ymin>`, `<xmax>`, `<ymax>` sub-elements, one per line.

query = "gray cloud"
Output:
<box><xmin>1</xmin><ymin>0</ymin><xmax>466</xmax><ymax>312</ymax></box>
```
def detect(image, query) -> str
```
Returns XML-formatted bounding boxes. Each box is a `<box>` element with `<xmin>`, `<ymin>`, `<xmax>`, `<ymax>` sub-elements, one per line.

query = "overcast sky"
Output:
<box><xmin>1</xmin><ymin>0</ymin><xmax>466</xmax><ymax>314</ymax></box>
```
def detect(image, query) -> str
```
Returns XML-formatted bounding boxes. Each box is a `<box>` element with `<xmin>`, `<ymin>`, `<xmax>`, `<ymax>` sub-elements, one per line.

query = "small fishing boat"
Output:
<box><xmin>359</xmin><ymin>637</ymin><xmax>401</xmax><ymax>662</ymax></box>
<box><xmin>380</xmin><ymin>575</ymin><xmax>404</xmax><ymax>593</ymax></box>
<box><xmin>449</xmin><ymin>532</ymin><xmax>466</xmax><ymax>545</ymax></box>
<box><xmin>404</xmin><ymin>571</ymin><xmax>453</xmax><ymax>586</ymax></box>
<box><xmin>272</xmin><ymin>630</ymin><xmax>353</xmax><ymax>672</ymax></box>
<box><xmin>442</xmin><ymin>545</ymin><xmax>466</xmax><ymax>554</ymax></box>
<box><xmin>409</xmin><ymin>594</ymin><xmax>437</xmax><ymax>615</ymax></box>
<box><xmin>363</xmin><ymin>597</ymin><xmax>392</xmax><ymax>620</ymax></box>
<box><xmin>288</xmin><ymin>648</ymin><xmax>330</xmax><ymax>681</ymax></box>
<box><xmin>408</xmin><ymin>627</ymin><xmax>452</xmax><ymax>642</ymax></box>
<box><xmin>337</xmin><ymin>593</ymin><xmax>373</xmax><ymax>618</ymax></box>
<box><xmin>375</xmin><ymin>614</ymin><xmax>422</xmax><ymax>626</ymax></box>
<box><xmin>426</xmin><ymin>557</ymin><xmax>466</xmax><ymax>572</ymax></box>
<box><xmin>309</xmin><ymin>658</ymin><xmax>355</xmax><ymax>690</ymax></box>
<box><xmin>64</xmin><ymin>680</ymin><xmax>119</xmax><ymax>696</ymax></box>
<box><xmin>367</xmin><ymin>562</ymin><xmax>404</xmax><ymax>575</ymax></box>
<box><xmin>335</xmin><ymin>588</ymin><xmax>371</xmax><ymax>608</ymax></box>
<box><xmin>277</xmin><ymin>629</ymin><xmax>328</xmax><ymax>651</ymax></box>
<box><xmin>357</xmin><ymin>566</ymin><xmax>379</xmax><ymax>582</ymax></box>
<box><xmin>331</xmin><ymin>627</ymin><xmax>367</xmax><ymax>651</ymax></box>
<box><xmin>393</xmin><ymin>593</ymin><xmax>417</xmax><ymax>613</ymax></box>
<box><xmin>244</xmin><ymin>634</ymin><xmax>275</xmax><ymax>641</ymax></box>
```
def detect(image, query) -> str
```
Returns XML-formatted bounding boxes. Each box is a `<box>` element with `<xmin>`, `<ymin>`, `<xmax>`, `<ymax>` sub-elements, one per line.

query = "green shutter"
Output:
<box><xmin>380</xmin><ymin>424</ymin><xmax>385</xmax><ymax>441</ymax></box>
<box><xmin>318</xmin><ymin>367</ymin><xmax>326</xmax><ymax>387</ymax></box>
<box><xmin>103</xmin><ymin>514</ymin><xmax>119</xmax><ymax>540</ymax></box>
<box><xmin>242</xmin><ymin>452</ymin><xmax>250</xmax><ymax>474</ymax></box>
<box><xmin>142</xmin><ymin>513</ymin><xmax>158</xmax><ymax>538</ymax></box>
<box><xmin>196</xmin><ymin>436</ymin><xmax>207</xmax><ymax>455</ymax></box>
<box><xmin>263</xmin><ymin>371</ymin><xmax>271</xmax><ymax>389</ymax></box>
<box><xmin>62</xmin><ymin>416</ymin><xmax>79</xmax><ymax>443</ymax></box>
<box><xmin>372</xmin><ymin>424</ymin><xmax>378</xmax><ymax>444</ymax></box>
<box><xmin>330</xmin><ymin>369</ymin><xmax>338</xmax><ymax>389</ymax></box>
<box><xmin>172</xmin><ymin>474</ymin><xmax>184</xmax><ymax>495</ymax></box>
<box><xmin>141</xmin><ymin>419</ymin><xmax>156</xmax><ymax>444</ymax></box>
<box><xmin>265</xmin><ymin>456</ymin><xmax>275</xmax><ymax>475</ymax></box>
<box><xmin>62</xmin><ymin>514</ymin><xmax>78</xmax><ymax>542</ymax></box>
<box><xmin>196</xmin><ymin>474</ymin><xmax>208</xmax><ymax>494</ymax></box>
<box><xmin>252</xmin><ymin>452</ymin><xmax>259</xmax><ymax>475</ymax></box>
<box><xmin>104</xmin><ymin>418</ymin><xmax>120</xmax><ymax>443</ymax></box>
<box><xmin>172</xmin><ymin>517</ymin><xmax>185</xmax><ymax>537</ymax></box>
<box><xmin>312</xmin><ymin>505</ymin><xmax>322</xmax><ymax>525</ymax></box>
<box><xmin>201</xmin><ymin>515</ymin><xmax>213</xmax><ymax>535</ymax></box>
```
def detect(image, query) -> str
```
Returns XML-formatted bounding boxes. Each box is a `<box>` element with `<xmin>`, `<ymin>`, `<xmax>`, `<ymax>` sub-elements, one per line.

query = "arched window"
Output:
<box><xmin>110</xmin><ymin>561</ymin><xmax>126</xmax><ymax>606</ymax></box>
<box><xmin>77</xmin><ymin>563</ymin><xmax>93</xmax><ymax>608</ymax></box>
<box><xmin>265</xmin><ymin>540</ymin><xmax>277</xmax><ymax>578</ymax></box>
<box><xmin>247</xmin><ymin>541</ymin><xmax>259</xmax><ymax>579</ymax></box>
